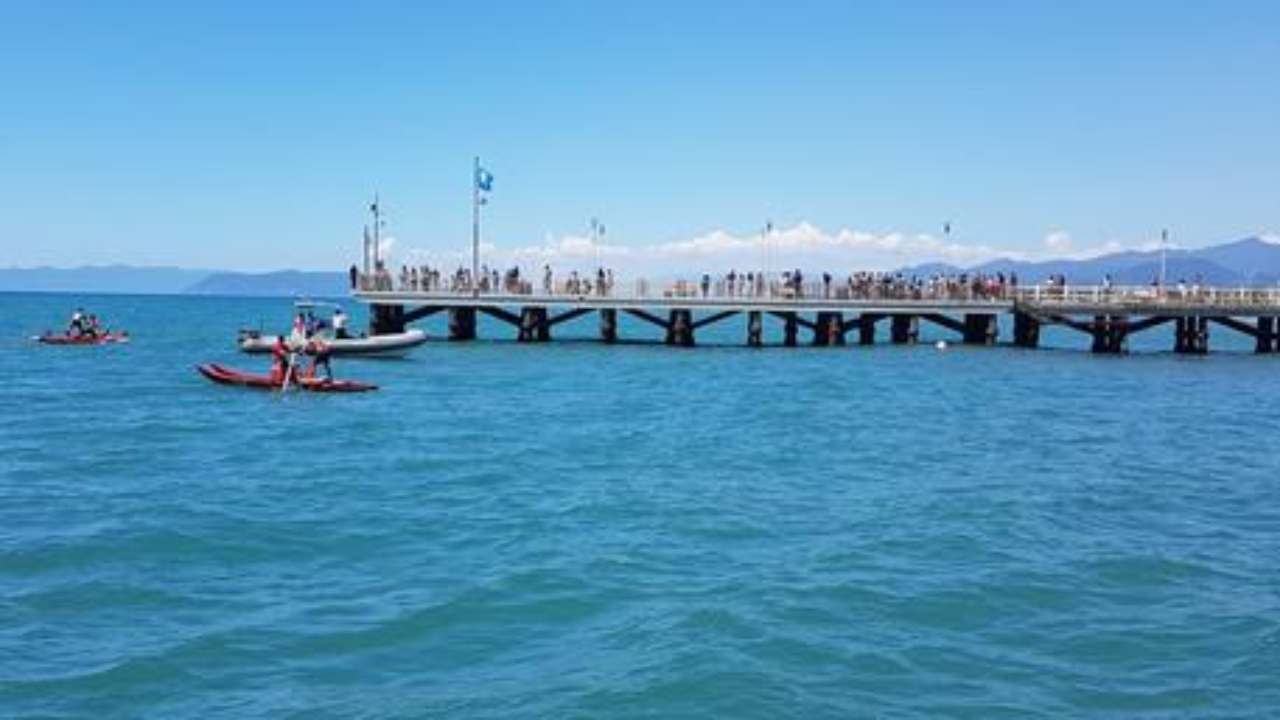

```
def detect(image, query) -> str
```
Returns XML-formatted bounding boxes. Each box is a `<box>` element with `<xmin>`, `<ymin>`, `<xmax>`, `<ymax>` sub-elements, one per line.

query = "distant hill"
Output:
<box><xmin>896</xmin><ymin>261</ymin><xmax>964</xmax><ymax>277</ymax></box>
<box><xmin>184</xmin><ymin>270</ymin><xmax>349</xmax><ymax>297</ymax></box>
<box><xmin>0</xmin><ymin>265</ymin><xmax>350</xmax><ymax>297</ymax></box>
<box><xmin>0</xmin><ymin>265</ymin><xmax>211</xmax><ymax>294</ymax></box>
<box><xmin>897</xmin><ymin>237</ymin><xmax>1280</xmax><ymax>286</ymax></box>
<box><xmin>972</xmin><ymin>237</ymin><xmax>1280</xmax><ymax>285</ymax></box>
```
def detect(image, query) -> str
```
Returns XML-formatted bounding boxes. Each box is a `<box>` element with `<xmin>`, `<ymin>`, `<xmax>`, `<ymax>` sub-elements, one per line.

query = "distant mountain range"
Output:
<box><xmin>0</xmin><ymin>266</ymin><xmax>350</xmax><ymax>296</ymax></box>
<box><xmin>0</xmin><ymin>265</ymin><xmax>214</xmax><ymax>294</ymax></box>
<box><xmin>898</xmin><ymin>236</ymin><xmax>1280</xmax><ymax>286</ymax></box>
<box><xmin>185</xmin><ymin>270</ymin><xmax>348</xmax><ymax>297</ymax></box>
<box><xmin>3</xmin><ymin>237</ymin><xmax>1278</xmax><ymax>295</ymax></box>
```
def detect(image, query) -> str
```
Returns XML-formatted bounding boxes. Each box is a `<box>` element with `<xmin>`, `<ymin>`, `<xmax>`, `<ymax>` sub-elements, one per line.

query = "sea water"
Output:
<box><xmin>1</xmin><ymin>292</ymin><xmax>1278</xmax><ymax>718</ymax></box>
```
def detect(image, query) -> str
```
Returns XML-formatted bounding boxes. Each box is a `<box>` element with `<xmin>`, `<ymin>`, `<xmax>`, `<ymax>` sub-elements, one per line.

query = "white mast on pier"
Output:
<box><xmin>590</xmin><ymin>217</ymin><xmax>605</xmax><ymax>272</ymax></box>
<box><xmin>370</xmin><ymin>193</ymin><xmax>384</xmax><ymax>270</ymax></box>
<box><xmin>1160</xmin><ymin>228</ymin><xmax>1169</xmax><ymax>290</ymax></box>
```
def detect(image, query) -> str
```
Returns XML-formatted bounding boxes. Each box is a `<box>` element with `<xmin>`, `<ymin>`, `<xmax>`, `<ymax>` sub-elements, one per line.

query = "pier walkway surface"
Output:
<box><xmin>351</xmin><ymin>280</ymin><xmax>1280</xmax><ymax>354</ymax></box>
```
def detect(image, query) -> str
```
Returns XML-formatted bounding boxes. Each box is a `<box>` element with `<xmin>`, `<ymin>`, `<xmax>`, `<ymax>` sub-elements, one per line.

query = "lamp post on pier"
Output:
<box><xmin>764</xmin><ymin>220</ymin><xmax>773</xmax><ymax>297</ymax></box>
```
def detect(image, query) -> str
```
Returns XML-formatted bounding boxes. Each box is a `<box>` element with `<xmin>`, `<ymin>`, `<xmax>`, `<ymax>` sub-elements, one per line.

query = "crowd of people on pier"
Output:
<box><xmin>349</xmin><ymin>260</ymin><xmax>1272</xmax><ymax>307</ymax></box>
<box><xmin>353</xmin><ymin>262</ymin><xmax>619</xmax><ymax>297</ymax></box>
<box><xmin>351</xmin><ymin>261</ymin><xmax>1025</xmax><ymax>300</ymax></box>
<box><xmin>678</xmin><ymin>269</ymin><xmax>1020</xmax><ymax>301</ymax></box>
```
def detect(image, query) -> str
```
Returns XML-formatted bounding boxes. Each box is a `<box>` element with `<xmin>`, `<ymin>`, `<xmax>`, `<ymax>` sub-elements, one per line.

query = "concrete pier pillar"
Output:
<box><xmin>666</xmin><ymin>309</ymin><xmax>694</xmax><ymax>346</ymax></box>
<box><xmin>1256</xmin><ymin>316</ymin><xmax>1276</xmax><ymax>354</ymax></box>
<box><xmin>747</xmin><ymin>311</ymin><xmax>763</xmax><ymax>347</ymax></box>
<box><xmin>1174</xmin><ymin>316</ymin><xmax>1209</xmax><ymax>354</ymax></box>
<box><xmin>518</xmin><ymin>307</ymin><xmax>550</xmax><ymax>342</ymax></box>
<box><xmin>963</xmin><ymin>314</ymin><xmax>998</xmax><ymax>345</ymax></box>
<box><xmin>1012</xmin><ymin>312</ymin><xmax>1040</xmax><ymax>349</ymax></box>
<box><xmin>857</xmin><ymin>314</ymin><xmax>878</xmax><ymax>346</ymax></box>
<box><xmin>813</xmin><ymin>312</ymin><xmax>845</xmax><ymax>346</ymax></box>
<box><xmin>1090</xmin><ymin>315</ymin><xmax>1129</xmax><ymax>354</ymax></box>
<box><xmin>890</xmin><ymin>315</ymin><xmax>918</xmax><ymax>344</ymax></box>
<box><xmin>448</xmin><ymin>307</ymin><xmax>476</xmax><ymax>341</ymax></box>
<box><xmin>599</xmin><ymin>309</ymin><xmax>618</xmax><ymax>344</ymax></box>
<box><xmin>370</xmin><ymin>303</ymin><xmax>406</xmax><ymax>335</ymax></box>
<box><xmin>781</xmin><ymin>312</ymin><xmax>798</xmax><ymax>347</ymax></box>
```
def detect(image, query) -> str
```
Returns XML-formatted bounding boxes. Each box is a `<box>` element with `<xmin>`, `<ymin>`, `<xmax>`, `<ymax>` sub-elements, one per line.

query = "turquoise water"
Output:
<box><xmin>2</xmin><ymin>292</ymin><xmax>1278</xmax><ymax>718</ymax></box>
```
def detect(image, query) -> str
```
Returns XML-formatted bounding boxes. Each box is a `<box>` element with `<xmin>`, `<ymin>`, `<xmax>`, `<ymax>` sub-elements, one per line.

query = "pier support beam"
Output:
<box><xmin>1012</xmin><ymin>312</ymin><xmax>1040</xmax><ymax>349</ymax></box>
<box><xmin>599</xmin><ymin>309</ymin><xmax>617</xmax><ymax>344</ymax></box>
<box><xmin>747</xmin><ymin>311</ymin><xmax>763</xmax><ymax>347</ymax></box>
<box><xmin>856</xmin><ymin>314</ymin><xmax>880</xmax><ymax>346</ymax></box>
<box><xmin>518</xmin><ymin>307</ymin><xmax>550</xmax><ymax>342</ymax></box>
<box><xmin>1090</xmin><ymin>315</ymin><xmax>1129</xmax><ymax>354</ymax></box>
<box><xmin>666</xmin><ymin>309</ymin><xmax>694</xmax><ymax>347</ymax></box>
<box><xmin>963</xmin><ymin>314</ymin><xmax>998</xmax><ymax>345</ymax></box>
<box><xmin>1174</xmin><ymin>316</ymin><xmax>1209</xmax><ymax>354</ymax></box>
<box><xmin>1257</xmin><ymin>317</ymin><xmax>1277</xmax><ymax>354</ymax></box>
<box><xmin>890</xmin><ymin>315</ymin><xmax>918</xmax><ymax>344</ymax></box>
<box><xmin>370</xmin><ymin>303</ymin><xmax>406</xmax><ymax>335</ymax></box>
<box><xmin>448</xmin><ymin>307</ymin><xmax>476</xmax><ymax>341</ymax></box>
<box><xmin>813</xmin><ymin>312</ymin><xmax>845</xmax><ymax>346</ymax></box>
<box><xmin>781</xmin><ymin>312</ymin><xmax>798</xmax><ymax>347</ymax></box>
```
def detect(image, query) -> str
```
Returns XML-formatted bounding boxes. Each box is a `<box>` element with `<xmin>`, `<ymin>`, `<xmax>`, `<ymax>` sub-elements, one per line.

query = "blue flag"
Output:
<box><xmin>476</xmin><ymin>168</ymin><xmax>494</xmax><ymax>192</ymax></box>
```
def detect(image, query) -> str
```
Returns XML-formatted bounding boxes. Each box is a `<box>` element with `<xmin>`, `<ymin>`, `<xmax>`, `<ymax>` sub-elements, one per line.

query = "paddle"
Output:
<box><xmin>280</xmin><ymin>350</ymin><xmax>298</xmax><ymax>394</ymax></box>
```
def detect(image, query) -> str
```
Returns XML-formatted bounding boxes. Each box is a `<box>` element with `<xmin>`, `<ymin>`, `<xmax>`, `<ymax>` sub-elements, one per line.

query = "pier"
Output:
<box><xmin>351</xmin><ymin>281</ymin><xmax>1280</xmax><ymax>355</ymax></box>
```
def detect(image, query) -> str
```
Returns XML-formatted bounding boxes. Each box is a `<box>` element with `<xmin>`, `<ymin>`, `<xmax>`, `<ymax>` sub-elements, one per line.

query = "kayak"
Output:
<box><xmin>238</xmin><ymin>328</ymin><xmax>426</xmax><ymax>358</ymax></box>
<box><xmin>36</xmin><ymin>332</ymin><xmax>130</xmax><ymax>345</ymax></box>
<box><xmin>196</xmin><ymin>363</ymin><xmax>378</xmax><ymax>393</ymax></box>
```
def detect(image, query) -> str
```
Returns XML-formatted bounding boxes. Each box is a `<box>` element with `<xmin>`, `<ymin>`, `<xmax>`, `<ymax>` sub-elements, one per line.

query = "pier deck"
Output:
<box><xmin>349</xmin><ymin>284</ymin><xmax>1280</xmax><ymax>354</ymax></box>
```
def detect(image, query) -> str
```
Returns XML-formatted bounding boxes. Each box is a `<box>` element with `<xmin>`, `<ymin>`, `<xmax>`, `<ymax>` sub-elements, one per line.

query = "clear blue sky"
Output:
<box><xmin>2</xmin><ymin>1</ymin><xmax>1277</xmax><ymax>271</ymax></box>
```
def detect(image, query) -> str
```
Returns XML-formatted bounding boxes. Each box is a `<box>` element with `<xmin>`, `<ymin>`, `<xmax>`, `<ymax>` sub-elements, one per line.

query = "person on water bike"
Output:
<box><xmin>305</xmin><ymin>338</ymin><xmax>334</xmax><ymax>381</ymax></box>
<box><xmin>270</xmin><ymin>335</ymin><xmax>301</xmax><ymax>385</ymax></box>
<box><xmin>68</xmin><ymin>308</ymin><xmax>86</xmax><ymax>336</ymax></box>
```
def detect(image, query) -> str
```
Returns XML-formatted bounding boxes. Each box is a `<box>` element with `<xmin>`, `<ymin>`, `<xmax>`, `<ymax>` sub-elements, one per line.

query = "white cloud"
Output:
<box><xmin>1260</xmin><ymin>232</ymin><xmax>1280</xmax><ymax>245</ymax></box>
<box><xmin>1043</xmin><ymin>230</ymin><xmax>1072</xmax><ymax>252</ymax></box>
<box><xmin>384</xmin><ymin>222</ymin><xmax>1165</xmax><ymax>277</ymax></box>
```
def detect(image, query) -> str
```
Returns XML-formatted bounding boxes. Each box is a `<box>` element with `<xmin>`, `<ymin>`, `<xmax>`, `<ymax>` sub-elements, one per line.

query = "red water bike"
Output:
<box><xmin>195</xmin><ymin>363</ymin><xmax>377</xmax><ymax>393</ymax></box>
<box><xmin>35</xmin><ymin>331</ymin><xmax>130</xmax><ymax>345</ymax></box>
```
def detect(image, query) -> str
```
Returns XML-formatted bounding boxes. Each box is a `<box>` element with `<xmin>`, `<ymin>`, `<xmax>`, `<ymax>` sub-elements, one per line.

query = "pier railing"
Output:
<box><xmin>354</xmin><ymin>272</ymin><xmax>1280</xmax><ymax>310</ymax></box>
<box><xmin>1012</xmin><ymin>285</ymin><xmax>1280</xmax><ymax>310</ymax></box>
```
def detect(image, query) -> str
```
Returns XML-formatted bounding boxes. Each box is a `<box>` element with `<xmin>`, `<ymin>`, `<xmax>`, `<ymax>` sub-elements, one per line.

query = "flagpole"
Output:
<box><xmin>372</xmin><ymin>193</ymin><xmax>381</xmax><ymax>270</ymax></box>
<box><xmin>472</xmin><ymin>157</ymin><xmax>480</xmax><ymax>297</ymax></box>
